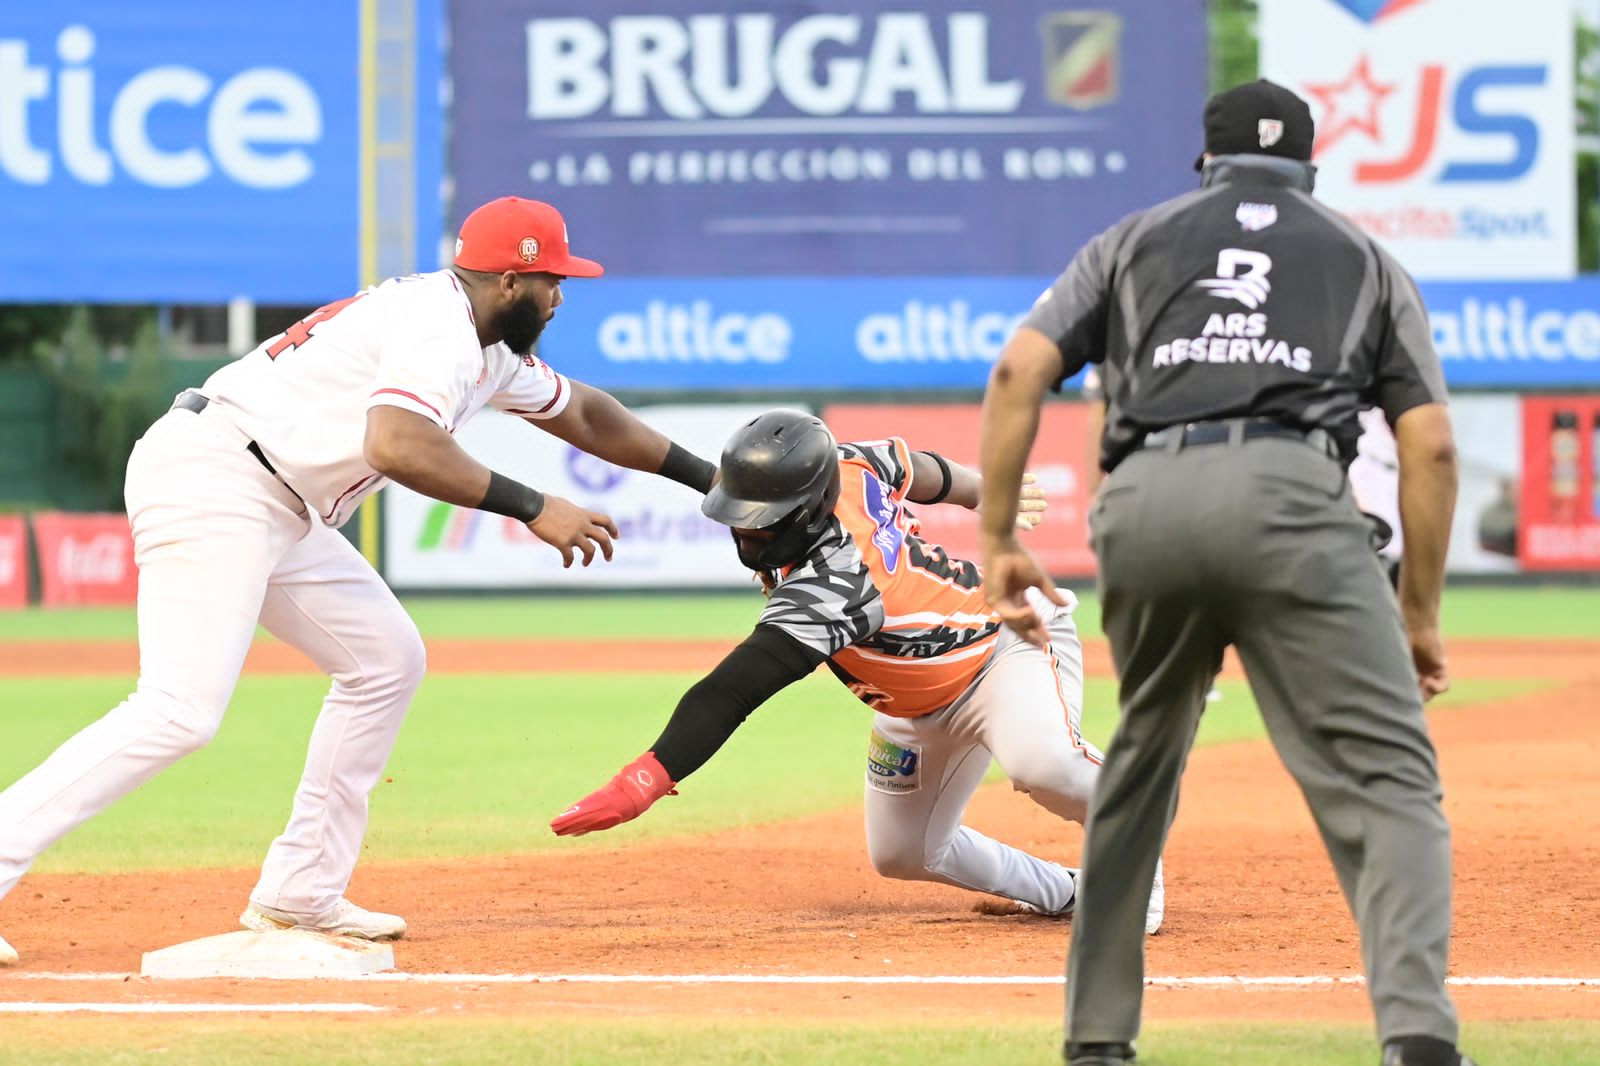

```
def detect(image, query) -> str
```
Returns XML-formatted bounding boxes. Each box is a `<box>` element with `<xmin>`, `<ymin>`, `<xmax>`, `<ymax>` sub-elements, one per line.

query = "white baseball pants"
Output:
<box><xmin>862</xmin><ymin>602</ymin><xmax>1099</xmax><ymax>915</ymax></box>
<box><xmin>0</xmin><ymin>405</ymin><xmax>424</xmax><ymax>914</ymax></box>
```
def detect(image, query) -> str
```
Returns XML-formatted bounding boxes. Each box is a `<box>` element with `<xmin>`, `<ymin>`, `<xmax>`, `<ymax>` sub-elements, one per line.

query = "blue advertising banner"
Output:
<box><xmin>0</xmin><ymin>5</ymin><xmax>359</xmax><ymax>302</ymax></box>
<box><xmin>535</xmin><ymin>275</ymin><xmax>1043</xmax><ymax>390</ymax></box>
<box><xmin>1421</xmin><ymin>280</ymin><xmax>1600</xmax><ymax>387</ymax></box>
<box><xmin>534</xmin><ymin>275</ymin><xmax>1600</xmax><ymax>392</ymax></box>
<box><xmin>448</xmin><ymin>0</ymin><xmax>1207</xmax><ymax>276</ymax></box>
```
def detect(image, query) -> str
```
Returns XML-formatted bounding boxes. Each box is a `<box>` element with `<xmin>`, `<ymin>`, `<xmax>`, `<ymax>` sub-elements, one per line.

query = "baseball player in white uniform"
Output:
<box><xmin>0</xmin><ymin>197</ymin><xmax>717</xmax><ymax>966</ymax></box>
<box><xmin>1349</xmin><ymin>407</ymin><xmax>1404</xmax><ymax>586</ymax></box>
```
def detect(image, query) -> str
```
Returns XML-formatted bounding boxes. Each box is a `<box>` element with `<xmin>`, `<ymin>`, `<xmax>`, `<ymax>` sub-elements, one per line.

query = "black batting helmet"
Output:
<box><xmin>702</xmin><ymin>410</ymin><xmax>841</xmax><ymax>571</ymax></box>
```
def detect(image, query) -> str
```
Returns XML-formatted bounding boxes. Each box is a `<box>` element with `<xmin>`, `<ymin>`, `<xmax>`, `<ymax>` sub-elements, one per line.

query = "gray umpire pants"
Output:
<box><xmin>1066</xmin><ymin>430</ymin><xmax>1458</xmax><ymax>1052</ymax></box>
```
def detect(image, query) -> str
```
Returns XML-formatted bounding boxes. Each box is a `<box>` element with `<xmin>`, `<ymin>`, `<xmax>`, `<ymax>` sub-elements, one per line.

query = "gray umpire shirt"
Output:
<box><xmin>1022</xmin><ymin>154</ymin><xmax>1447</xmax><ymax>472</ymax></box>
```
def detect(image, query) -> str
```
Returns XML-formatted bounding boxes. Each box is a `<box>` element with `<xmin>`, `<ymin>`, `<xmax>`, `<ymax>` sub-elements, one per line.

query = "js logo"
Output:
<box><xmin>1328</xmin><ymin>0</ymin><xmax>1424</xmax><ymax>22</ymax></box>
<box><xmin>1306</xmin><ymin>54</ymin><xmax>1546</xmax><ymax>184</ymax></box>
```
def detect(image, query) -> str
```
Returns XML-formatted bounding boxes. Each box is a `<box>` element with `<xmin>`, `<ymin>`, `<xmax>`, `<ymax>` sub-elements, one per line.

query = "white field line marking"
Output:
<box><xmin>8</xmin><ymin>973</ymin><xmax>1600</xmax><ymax>989</ymax></box>
<box><xmin>0</xmin><ymin>1002</ymin><xmax>386</xmax><ymax>1014</ymax></box>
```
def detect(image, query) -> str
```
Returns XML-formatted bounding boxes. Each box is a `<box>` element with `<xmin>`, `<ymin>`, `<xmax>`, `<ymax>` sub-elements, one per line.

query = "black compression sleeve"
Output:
<box><xmin>657</xmin><ymin>441</ymin><xmax>717</xmax><ymax>494</ymax></box>
<box><xmin>649</xmin><ymin>624</ymin><xmax>826</xmax><ymax>781</ymax></box>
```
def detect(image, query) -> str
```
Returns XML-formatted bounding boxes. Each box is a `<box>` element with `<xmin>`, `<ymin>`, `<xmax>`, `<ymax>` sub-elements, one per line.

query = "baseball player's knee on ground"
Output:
<box><xmin>1000</xmin><ymin>747</ymin><xmax>1097</xmax><ymax>825</ymax></box>
<box><xmin>866</xmin><ymin>831</ymin><xmax>945</xmax><ymax>883</ymax></box>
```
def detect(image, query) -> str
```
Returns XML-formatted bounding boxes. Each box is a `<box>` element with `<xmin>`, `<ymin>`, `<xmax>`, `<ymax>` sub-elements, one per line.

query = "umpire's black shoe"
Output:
<box><xmin>1381</xmin><ymin>1035</ymin><xmax>1478</xmax><ymax>1066</ymax></box>
<box><xmin>1065</xmin><ymin>1041</ymin><xmax>1135</xmax><ymax>1065</ymax></box>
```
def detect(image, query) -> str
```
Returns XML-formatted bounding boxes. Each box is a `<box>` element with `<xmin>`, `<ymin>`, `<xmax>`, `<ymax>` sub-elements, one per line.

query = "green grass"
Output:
<box><xmin>0</xmin><ymin>593</ymin><xmax>766</xmax><ymax>643</ymax></box>
<box><xmin>0</xmin><ymin>587</ymin><xmax>1580</xmax><ymax>875</ymax></box>
<box><xmin>5</xmin><ymin>585</ymin><xmax>1600</xmax><ymax>642</ymax></box>
<box><xmin>7</xmin><ymin>671</ymin><xmax>869</xmax><ymax>873</ymax></box>
<box><xmin>3</xmin><ymin>670</ymin><xmax>1545</xmax><ymax>875</ymax></box>
<box><xmin>0</xmin><ymin>1019</ymin><xmax>1587</xmax><ymax>1066</ymax></box>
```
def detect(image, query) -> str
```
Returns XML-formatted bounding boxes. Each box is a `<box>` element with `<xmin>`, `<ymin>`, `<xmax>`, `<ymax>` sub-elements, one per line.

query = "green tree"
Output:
<box><xmin>0</xmin><ymin>306</ymin><xmax>67</xmax><ymax>365</ymax></box>
<box><xmin>1209</xmin><ymin>0</ymin><xmax>1260</xmax><ymax>93</ymax></box>
<box><xmin>1576</xmin><ymin>17</ymin><xmax>1599</xmax><ymax>270</ymax></box>
<box><xmin>0</xmin><ymin>304</ymin><xmax>159</xmax><ymax>366</ymax></box>
<box><xmin>39</xmin><ymin>308</ymin><xmax>172</xmax><ymax>511</ymax></box>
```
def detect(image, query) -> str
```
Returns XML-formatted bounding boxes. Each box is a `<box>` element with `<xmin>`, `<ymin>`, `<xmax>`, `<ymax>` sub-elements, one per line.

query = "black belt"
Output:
<box><xmin>1135</xmin><ymin>418</ymin><xmax>1339</xmax><ymax>459</ymax></box>
<box><xmin>171</xmin><ymin>389</ymin><xmax>281</xmax><ymax>478</ymax></box>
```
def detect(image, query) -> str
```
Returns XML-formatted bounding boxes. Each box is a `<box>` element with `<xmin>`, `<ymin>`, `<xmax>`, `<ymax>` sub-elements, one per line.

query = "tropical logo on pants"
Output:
<box><xmin>866</xmin><ymin>730</ymin><xmax>920</xmax><ymax>794</ymax></box>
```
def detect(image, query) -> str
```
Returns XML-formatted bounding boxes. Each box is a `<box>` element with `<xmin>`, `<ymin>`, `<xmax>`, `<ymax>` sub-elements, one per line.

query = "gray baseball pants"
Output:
<box><xmin>864</xmin><ymin>601</ymin><xmax>1097</xmax><ymax>916</ymax></box>
<box><xmin>1067</xmin><ymin>433</ymin><xmax>1458</xmax><ymax>1051</ymax></box>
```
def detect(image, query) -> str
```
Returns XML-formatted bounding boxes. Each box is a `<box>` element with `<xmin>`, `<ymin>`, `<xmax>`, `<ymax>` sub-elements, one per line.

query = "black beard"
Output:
<box><xmin>499</xmin><ymin>299</ymin><xmax>548</xmax><ymax>355</ymax></box>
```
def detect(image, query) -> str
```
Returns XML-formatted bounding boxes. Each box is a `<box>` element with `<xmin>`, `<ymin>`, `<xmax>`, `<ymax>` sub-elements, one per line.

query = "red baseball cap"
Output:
<box><xmin>453</xmin><ymin>197</ymin><xmax>604</xmax><ymax>278</ymax></box>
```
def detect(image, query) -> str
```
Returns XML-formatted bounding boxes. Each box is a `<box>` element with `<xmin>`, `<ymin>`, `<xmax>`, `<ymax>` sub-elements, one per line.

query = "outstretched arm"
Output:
<box><xmin>550</xmin><ymin>626</ymin><xmax>825</xmax><ymax>836</ymax></box>
<box><xmin>979</xmin><ymin>327</ymin><xmax>1071</xmax><ymax>648</ymax></box>
<box><xmin>365</xmin><ymin>405</ymin><xmax>619</xmax><ymax>567</ymax></box>
<box><xmin>906</xmin><ymin>450</ymin><xmax>1046</xmax><ymax>530</ymax></box>
<box><xmin>907</xmin><ymin>450</ymin><xmax>981</xmax><ymax>508</ymax></box>
<box><xmin>536</xmin><ymin>379</ymin><xmax>717</xmax><ymax>493</ymax></box>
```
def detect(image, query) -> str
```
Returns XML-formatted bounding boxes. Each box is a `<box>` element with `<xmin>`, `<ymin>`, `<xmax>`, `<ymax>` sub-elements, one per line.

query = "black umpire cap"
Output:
<box><xmin>1194</xmin><ymin>78</ymin><xmax>1316</xmax><ymax>171</ymax></box>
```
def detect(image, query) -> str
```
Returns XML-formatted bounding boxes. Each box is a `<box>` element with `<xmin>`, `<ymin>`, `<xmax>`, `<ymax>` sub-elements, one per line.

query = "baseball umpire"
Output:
<box><xmin>977</xmin><ymin>80</ymin><xmax>1473</xmax><ymax>1066</ymax></box>
<box><xmin>550</xmin><ymin>410</ymin><xmax>1164</xmax><ymax>934</ymax></box>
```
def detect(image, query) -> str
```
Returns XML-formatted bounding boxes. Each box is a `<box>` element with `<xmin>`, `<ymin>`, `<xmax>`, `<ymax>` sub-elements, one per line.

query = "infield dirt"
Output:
<box><xmin>0</xmin><ymin>637</ymin><xmax>1595</xmax><ymax>1024</ymax></box>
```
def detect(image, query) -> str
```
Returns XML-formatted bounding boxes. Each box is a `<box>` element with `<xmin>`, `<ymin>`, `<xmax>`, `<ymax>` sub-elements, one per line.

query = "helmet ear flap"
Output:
<box><xmin>808</xmin><ymin>462</ymin><xmax>843</xmax><ymax>538</ymax></box>
<box><xmin>740</xmin><ymin>464</ymin><xmax>841</xmax><ymax>572</ymax></box>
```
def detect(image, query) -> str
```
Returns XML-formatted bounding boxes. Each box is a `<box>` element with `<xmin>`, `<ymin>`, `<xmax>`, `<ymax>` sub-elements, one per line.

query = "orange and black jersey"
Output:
<box><xmin>758</xmin><ymin>438</ymin><xmax>1001</xmax><ymax>718</ymax></box>
<box><xmin>646</xmin><ymin>438</ymin><xmax>1004</xmax><ymax>784</ymax></box>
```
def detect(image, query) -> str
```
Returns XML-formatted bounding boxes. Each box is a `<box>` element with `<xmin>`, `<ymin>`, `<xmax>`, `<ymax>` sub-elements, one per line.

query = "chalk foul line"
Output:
<box><xmin>6</xmin><ymin>972</ymin><xmax>1599</xmax><ymax>988</ymax></box>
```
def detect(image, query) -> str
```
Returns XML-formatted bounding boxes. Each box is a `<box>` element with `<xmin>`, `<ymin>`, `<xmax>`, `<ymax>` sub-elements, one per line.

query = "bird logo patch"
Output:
<box><xmin>1236</xmin><ymin>202</ymin><xmax>1279</xmax><ymax>232</ymax></box>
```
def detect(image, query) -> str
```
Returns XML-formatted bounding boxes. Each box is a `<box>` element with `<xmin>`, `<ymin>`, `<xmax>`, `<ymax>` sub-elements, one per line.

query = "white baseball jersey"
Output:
<box><xmin>200</xmin><ymin>270</ymin><xmax>571</xmax><ymax>527</ymax></box>
<box><xmin>1349</xmin><ymin>407</ymin><xmax>1402</xmax><ymax>560</ymax></box>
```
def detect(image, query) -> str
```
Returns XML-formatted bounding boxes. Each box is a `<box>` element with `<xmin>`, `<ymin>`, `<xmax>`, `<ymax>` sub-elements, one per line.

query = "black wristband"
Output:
<box><xmin>658</xmin><ymin>441</ymin><xmax>717</xmax><ymax>494</ymax></box>
<box><xmin>480</xmin><ymin>470</ymin><xmax>546</xmax><ymax>523</ymax></box>
<box><xmin>920</xmin><ymin>451</ymin><xmax>954</xmax><ymax>504</ymax></box>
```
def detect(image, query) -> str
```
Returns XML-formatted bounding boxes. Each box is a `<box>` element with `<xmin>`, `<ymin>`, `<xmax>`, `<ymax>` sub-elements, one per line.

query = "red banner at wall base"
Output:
<box><xmin>31</xmin><ymin>512</ymin><xmax>138</xmax><ymax>606</ymax></box>
<box><xmin>1519</xmin><ymin>396</ymin><xmax>1600</xmax><ymax>571</ymax></box>
<box><xmin>0</xmin><ymin>515</ymin><xmax>28</xmax><ymax>609</ymax></box>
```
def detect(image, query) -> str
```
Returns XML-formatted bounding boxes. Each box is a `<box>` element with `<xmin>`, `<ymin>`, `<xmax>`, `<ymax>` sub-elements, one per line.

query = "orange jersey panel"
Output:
<box><xmin>757</xmin><ymin>439</ymin><xmax>1002</xmax><ymax>718</ymax></box>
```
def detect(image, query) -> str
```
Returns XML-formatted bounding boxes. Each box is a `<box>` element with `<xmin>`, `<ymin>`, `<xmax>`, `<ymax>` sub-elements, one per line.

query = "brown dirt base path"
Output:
<box><xmin>4</xmin><ymin>636</ymin><xmax>1600</xmax><ymax>679</ymax></box>
<box><xmin>0</xmin><ymin>638</ymin><xmax>1597</xmax><ymax>1026</ymax></box>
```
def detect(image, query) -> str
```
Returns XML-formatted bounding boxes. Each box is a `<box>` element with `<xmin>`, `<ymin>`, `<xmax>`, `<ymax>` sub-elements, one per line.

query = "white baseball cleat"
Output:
<box><xmin>0</xmin><ymin>931</ymin><xmax>17</xmax><ymax>966</ymax></box>
<box><xmin>1145</xmin><ymin>861</ymin><xmax>1166</xmax><ymax>936</ymax></box>
<box><xmin>240</xmin><ymin>898</ymin><xmax>406</xmax><ymax>941</ymax></box>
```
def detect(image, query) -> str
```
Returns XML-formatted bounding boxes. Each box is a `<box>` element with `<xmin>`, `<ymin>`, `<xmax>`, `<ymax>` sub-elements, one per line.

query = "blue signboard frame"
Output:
<box><xmin>0</xmin><ymin>4</ymin><xmax>442</xmax><ymax>303</ymax></box>
<box><xmin>531</xmin><ymin>275</ymin><xmax>1600</xmax><ymax>391</ymax></box>
<box><xmin>449</xmin><ymin>0</ymin><xmax>1208</xmax><ymax>277</ymax></box>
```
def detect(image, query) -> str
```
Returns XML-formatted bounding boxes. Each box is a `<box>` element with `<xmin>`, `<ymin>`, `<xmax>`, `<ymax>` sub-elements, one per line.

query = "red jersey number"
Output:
<box><xmin>265</xmin><ymin>294</ymin><xmax>364</xmax><ymax>359</ymax></box>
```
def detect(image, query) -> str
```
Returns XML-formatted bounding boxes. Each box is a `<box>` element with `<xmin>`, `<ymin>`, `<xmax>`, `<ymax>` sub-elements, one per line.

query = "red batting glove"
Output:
<box><xmin>550</xmin><ymin>752</ymin><xmax>677</xmax><ymax>837</ymax></box>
